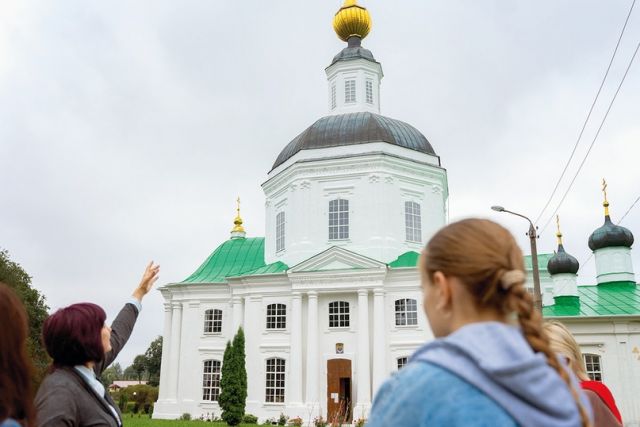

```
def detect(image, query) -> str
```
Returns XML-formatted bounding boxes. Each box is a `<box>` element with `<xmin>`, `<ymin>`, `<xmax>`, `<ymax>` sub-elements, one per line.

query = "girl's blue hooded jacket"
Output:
<box><xmin>367</xmin><ymin>322</ymin><xmax>592</xmax><ymax>427</ymax></box>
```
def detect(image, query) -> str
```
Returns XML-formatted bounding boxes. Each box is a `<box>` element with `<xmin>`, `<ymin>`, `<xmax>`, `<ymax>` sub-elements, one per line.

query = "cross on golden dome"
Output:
<box><xmin>231</xmin><ymin>197</ymin><xmax>245</xmax><ymax>234</ymax></box>
<box><xmin>602</xmin><ymin>178</ymin><xmax>610</xmax><ymax>217</ymax></box>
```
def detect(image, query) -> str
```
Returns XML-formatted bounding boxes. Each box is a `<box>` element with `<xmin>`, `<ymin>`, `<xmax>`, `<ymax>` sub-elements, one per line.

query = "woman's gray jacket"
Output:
<box><xmin>35</xmin><ymin>303</ymin><xmax>139</xmax><ymax>427</ymax></box>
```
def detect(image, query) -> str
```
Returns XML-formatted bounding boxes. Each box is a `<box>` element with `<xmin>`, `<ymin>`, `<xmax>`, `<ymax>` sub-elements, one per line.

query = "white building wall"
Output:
<box><xmin>594</xmin><ymin>246</ymin><xmax>635</xmax><ymax>284</ymax></box>
<box><xmin>263</xmin><ymin>150</ymin><xmax>447</xmax><ymax>267</ymax></box>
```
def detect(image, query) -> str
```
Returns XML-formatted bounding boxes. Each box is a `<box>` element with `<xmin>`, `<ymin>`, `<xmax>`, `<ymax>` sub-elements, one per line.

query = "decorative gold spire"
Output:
<box><xmin>602</xmin><ymin>178</ymin><xmax>610</xmax><ymax>217</ymax></box>
<box><xmin>231</xmin><ymin>197</ymin><xmax>245</xmax><ymax>234</ymax></box>
<box><xmin>556</xmin><ymin>215</ymin><xmax>563</xmax><ymax>246</ymax></box>
<box><xmin>333</xmin><ymin>0</ymin><xmax>372</xmax><ymax>42</ymax></box>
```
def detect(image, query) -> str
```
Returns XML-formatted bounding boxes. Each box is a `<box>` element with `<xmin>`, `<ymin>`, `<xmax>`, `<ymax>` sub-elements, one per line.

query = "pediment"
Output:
<box><xmin>290</xmin><ymin>246</ymin><xmax>386</xmax><ymax>273</ymax></box>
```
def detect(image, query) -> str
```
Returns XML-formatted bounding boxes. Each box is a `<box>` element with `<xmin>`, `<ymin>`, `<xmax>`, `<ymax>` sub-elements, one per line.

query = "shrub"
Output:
<box><xmin>262</xmin><ymin>418</ymin><xmax>276</xmax><ymax>426</ymax></box>
<box><xmin>277</xmin><ymin>413</ymin><xmax>289</xmax><ymax>426</ymax></box>
<box><xmin>313</xmin><ymin>416</ymin><xmax>327</xmax><ymax>427</ymax></box>
<box><xmin>125</xmin><ymin>402</ymin><xmax>136</xmax><ymax>414</ymax></box>
<box><xmin>179</xmin><ymin>413</ymin><xmax>192</xmax><ymax>421</ymax></box>
<box><xmin>354</xmin><ymin>418</ymin><xmax>366</xmax><ymax>427</ymax></box>
<box><xmin>243</xmin><ymin>414</ymin><xmax>259</xmax><ymax>424</ymax></box>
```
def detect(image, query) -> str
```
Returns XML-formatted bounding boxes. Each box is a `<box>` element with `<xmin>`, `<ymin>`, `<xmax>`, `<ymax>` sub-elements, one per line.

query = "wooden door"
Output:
<box><xmin>327</xmin><ymin>359</ymin><xmax>352</xmax><ymax>423</ymax></box>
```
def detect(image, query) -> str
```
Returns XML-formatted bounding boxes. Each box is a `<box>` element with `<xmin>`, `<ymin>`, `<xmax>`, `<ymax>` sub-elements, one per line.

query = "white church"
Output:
<box><xmin>154</xmin><ymin>1</ymin><xmax>640</xmax><ymax>424</ymax></box>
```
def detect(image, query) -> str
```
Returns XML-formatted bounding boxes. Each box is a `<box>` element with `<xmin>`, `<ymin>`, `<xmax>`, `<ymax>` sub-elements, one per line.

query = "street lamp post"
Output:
<box><xmin>491</xmin><ymin>206</ymin><xmax>543</xmax><ymax>311</ymax></box>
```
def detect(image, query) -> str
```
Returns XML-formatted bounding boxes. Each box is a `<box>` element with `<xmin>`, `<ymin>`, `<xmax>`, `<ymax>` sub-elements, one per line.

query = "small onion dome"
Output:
<box><xmin>547</xmin><ymin>244</ymin><xmax>579</xmax><ymax>275</ymax></box>
<box><xmin>333</xmin><ymin>0</ymin><xmax>372</xmax><ymax>42</ymax></box>
<box><xmin>588</xmin><ymin>215</ymin><xmax>634</xmax><ymax>251</ymax></box>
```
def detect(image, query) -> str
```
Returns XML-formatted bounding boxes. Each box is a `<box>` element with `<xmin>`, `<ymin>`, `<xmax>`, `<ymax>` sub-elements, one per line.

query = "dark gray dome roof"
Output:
<box><xmin>547</xmin><ymin>244</ymin><xmax>579</xmax><ymax>275</ymax></box>
<box><xmin>331</xmin><ymin>45</ymin><xmax>376</xmax><ymax>65</ymax></box>
<box><xmin>330</xmin><ymin>36</ymin><xmax>377</xmax><ymax>66</ymax></box>
<box><xmin>272</xmin><ymin>112</ymin><xmax>436</xmax><ymax>169</ymax></box>
<box><xmin>588</xmin><ymin>215</ymin><xmax>634</xmax><ymax>251</ymax></box>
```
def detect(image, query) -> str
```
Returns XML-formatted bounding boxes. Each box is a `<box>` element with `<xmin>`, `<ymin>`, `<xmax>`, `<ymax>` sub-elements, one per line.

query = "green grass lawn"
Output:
<box><xmin>123</xmin><ymin>414</ymin><xmax>258</xmax><ymax>427</ymax></box>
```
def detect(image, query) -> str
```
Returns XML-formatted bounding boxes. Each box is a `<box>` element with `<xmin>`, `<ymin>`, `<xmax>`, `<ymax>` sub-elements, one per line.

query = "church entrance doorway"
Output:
<box><xmin>326</xmin><ymin>359</ymin><xmax>352</xmax><ymax>423</ymax></box>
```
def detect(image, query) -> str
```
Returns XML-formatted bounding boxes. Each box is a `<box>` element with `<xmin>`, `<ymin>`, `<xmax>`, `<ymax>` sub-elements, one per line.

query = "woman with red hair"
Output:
<box><xmin>0</xmin><ymin>282</ymin><xmax>36</xmax><ymax>427</ymax></box>
<box><xmin>35</xmin><ymin>262</ymin><xmax>160</xmax><ymax>427</ymax></box>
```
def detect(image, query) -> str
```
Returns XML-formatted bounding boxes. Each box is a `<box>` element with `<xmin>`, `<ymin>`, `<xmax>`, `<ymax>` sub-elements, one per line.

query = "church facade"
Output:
<box><xmin>153</xmin><ymin>1</ymin><xmax>640</xmax><ymax>425</ymax></box>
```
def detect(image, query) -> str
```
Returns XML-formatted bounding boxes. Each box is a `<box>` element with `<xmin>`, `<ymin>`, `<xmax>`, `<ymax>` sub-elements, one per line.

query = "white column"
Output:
<box><xmin>372</xmin><ymin>289</ymin><xmax>386</xmax><ymax>397</ymax></box>
<box><xmin>232</xmin><ymin>296</ymin><xmax>244</xmax><ymax>333</ymax></box>
<box><xmin>289</xmin><ymin>292</ymin><xmax>303</xmax><ymax>405</ymax></box>
<box><xmin>167</xmin><ymin>301</ymin><xmax>183</xmax><ymax>401</ymax></box>
<box><xmin>356</xmin><ymin>289</ymin><xmax>371</xmax><ymax>412</ymax></box>
<box><xmin>305</xmin><ymin>291</ymin><xmax>319</xmax><ymax>409</ymax></box>
<box><xmin>157</xmin><ymin>302</ymin><xmax>173</xmax><ymax>400</ymax></box>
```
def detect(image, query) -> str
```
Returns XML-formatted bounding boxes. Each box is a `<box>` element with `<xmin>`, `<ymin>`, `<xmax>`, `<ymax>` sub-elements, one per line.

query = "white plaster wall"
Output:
<box><xmin>326</xmin><ymin>57</ymin><xmax>383</xmax><ymax>115</ymax></box>
<box><xmin>263</xmin><ymin>151</ymin><xmax>447</xmax><ymax>267</ymax></box>
<box><xmin>595</xmin><ymin>246</ymin><xmax>635</xmax><ymax>284</ymax></box>
<box><xmin>552</xmin><ymin>273</ymin><xmax>578</xmax><ymax>298</ymax></box>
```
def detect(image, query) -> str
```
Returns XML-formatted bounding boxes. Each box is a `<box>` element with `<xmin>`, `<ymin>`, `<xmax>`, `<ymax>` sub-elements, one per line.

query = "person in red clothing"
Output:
<box><xmin>544</xmin><ymin>320</ymin><xmax>622</xmax><ymax>425</ymax></box>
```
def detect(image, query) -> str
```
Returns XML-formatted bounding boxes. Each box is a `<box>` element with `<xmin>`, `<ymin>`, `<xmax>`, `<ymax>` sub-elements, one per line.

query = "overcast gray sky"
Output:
<box><xmin>1</xmin><ymin>1</ymin><xmax>639</xmax><ymax>368</ymax></box>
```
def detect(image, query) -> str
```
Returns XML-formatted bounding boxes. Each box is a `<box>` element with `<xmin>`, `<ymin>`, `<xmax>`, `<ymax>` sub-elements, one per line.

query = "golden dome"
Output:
<box><xmin>333</xmin><ymin>0</ymin><xmax>372</xmax><ymax>42</ymax></box>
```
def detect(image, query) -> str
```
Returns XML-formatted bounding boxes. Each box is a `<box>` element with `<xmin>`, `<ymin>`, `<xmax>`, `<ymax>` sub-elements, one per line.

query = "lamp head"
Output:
<box><xmin>491</xmin><ymin>205</ymin><xmax>505</xmax><ymax>212</ymax></box>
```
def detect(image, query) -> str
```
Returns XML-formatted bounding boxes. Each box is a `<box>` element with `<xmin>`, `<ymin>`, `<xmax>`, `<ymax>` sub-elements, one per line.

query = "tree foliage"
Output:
<box><xmin>99</xmin><ymin>362</ymin><xmax>123</xmax><ymax>386</ymax></box>
<box><xmin>0</xmin><ymin>249</ymin><xmax>50</xmax><ymax>382</ymax></box>
<box><xmin>144</xmin><ymin>336</ymin><xmax>162</xmax><ymax>386</ymax></box>
<box><xmin>219</xmin><ymin>327</ymin><xmax>247</xmax><ymax>426</ymax></box>
<box><xmin>132</xmin><ymin>354</ymin><xmax>147</xmax><ymax>383</ymax></box>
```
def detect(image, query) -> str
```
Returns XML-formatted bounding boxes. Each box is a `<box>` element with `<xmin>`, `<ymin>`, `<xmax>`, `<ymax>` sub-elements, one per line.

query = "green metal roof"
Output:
<box><xmin>181</xmin><ymin>238</ymin><xmax>266</xmax><ymax>284</ymax></box>
<box><xmin>543</xmin><ymin>281</ymin><xmax>640</xmax><ymax>317</ymax></box>
<box><xmin>388</xmin><ymin>251</ymin><xmax>420</xmax><ymax>268</ymax></box>
<box><xmin>230</xmin><ymin>261</ymin><xmax>289</xmax><ymax>277</ymax></box>
<box><xmin>524</xmin><ymin>253</ymin><xmax>554</xmax><ymax>271</ymax></box>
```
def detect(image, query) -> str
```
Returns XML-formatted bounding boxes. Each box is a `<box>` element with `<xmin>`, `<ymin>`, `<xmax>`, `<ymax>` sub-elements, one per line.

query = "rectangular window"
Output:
<box><xmin>331</xmin><ymin>83</ymin><xmax>337</xmax><ymax>110</ymax></box>
<box><xmin>397</xmin><ymin>357</ymin><xmax>408</xmax><ymax>370</ymax></box>
<box><xmin>329</xmin><ymin>199</ymin><xmax>349</xmax><ymax>240</ymax></box>
<box><xmin>202</xmin><ymin>360</ymin><xmax>221</xmax><ymax>401</ymax></box>
<box><xmin>366</xmin><ymin>80</ymin><xmax>373</xmax><ymax>104</ymax></box>
<box><xmin>583</xmin><ymin>354</ymin><xmax>602</xmax><ymax>381</ymax></box>
<box><xmin>345</xmin><ymin>80</ymin><xmax>356</xmax><ymax>103</ymax></box>
<box><xmin>276</xmin><ymin>212</ymin><xmax>285</xmax><ymax>252</ymax></box>
<box><xmin>265</xmin><ymin>358</ymin><xmax>286</xmax><ymax>403</ymax></box>
<box><xmin>329</xmin><ymin>301</ymin><xmax>350</xmax><ymax>328</ymax></box>
<box><xmin>405</xmin><ymin>201</ymin><xmax>422</xmax><ymax>243</ymax></box>
<box><xmin>266</xmin><ymin>303</ymin><xmax>287</xmax><ymax>330</ymax></box>
<box><xmin>395</xmin><ymin>299</ymin><xmax>418</xmax><ymax>326</ymax></box>
<box><xmin>204</xmin><ymin>309</ymin><xmax>222</xmax><ymax>334</ymax></box>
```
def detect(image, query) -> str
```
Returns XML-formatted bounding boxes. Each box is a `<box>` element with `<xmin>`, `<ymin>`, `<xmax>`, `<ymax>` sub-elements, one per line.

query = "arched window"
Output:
<box><xmin>204</xmin><ymin>309</ymin><xmax>222</xmax><ymax>334</ymax></box>
<box><xmin>276</xmin><ymin>212</ymin><xmax>285</xmax><ymax>252</ymax></box>
<box><xmin>395</xmin><ymin>298</ymin><xmax>418</xmax><ymax>326</ymax></box>
<box><xmin>202</xmin><ymin>360</ymin><xmax>221</xmax><ymax>401</ymax></box>
<box><xmin>329</xmin><ymin>301</ymin><xmax>350</xmax><ymax>328</ymax></box>
<box><xmin>266</xmin><ymin>303</ymin><xmax>287</xmax><ymax>330</ymax></box>
<box><xmin>583</xmin><ymin>354</ymin><xmax>602</xmax><ymax>381</ymax></box>
<box><xmin>329</xmin><ymin>199</ymin><xmax>349</xmax><ymax>240</ymax></box>
<box><xmin>405</xmin><ymin>201</ymin><xmax>422</xmax><ymax>242</ymax></box>
<box><xmin>397</xmin><ymin>357</ymin><xmax>408</xmax><ymax>370</ymax></box>
<box><xmin>265</xmin><ymin>358</ymin><xmax>286</xmax><ymax>403</ymax></box>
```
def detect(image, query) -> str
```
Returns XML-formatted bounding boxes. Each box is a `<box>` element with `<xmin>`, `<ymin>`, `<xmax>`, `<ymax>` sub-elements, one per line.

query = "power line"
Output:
<box><xmin>539</xmin><ymin>38</ymin><xmax>640</xmax><ymax>234</ymax></box>
<box><xmin>578</xmin><ymin>195</ymin><xmax>640</xmax><ymax>272</ymax></box>
<box><xmin>534</xmin><ymin>0</ymin><xmax>637</xmax><ymax>225</ymax></box>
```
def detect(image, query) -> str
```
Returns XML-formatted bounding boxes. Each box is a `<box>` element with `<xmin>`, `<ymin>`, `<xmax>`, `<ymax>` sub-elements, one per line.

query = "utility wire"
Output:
<box><xmin>539</xmin><ymin>38</ymin><xmax>640</xmax><ymax>234</ymax></box>
<box><xmin>534</xmin><ymin>0</ymin><xmax>637</xmax><ymax>225</ymax></box>
<box><xmin>578</xmin><ymin>195</ymin><xmax>640</xmax><ymax>272</ymax></box>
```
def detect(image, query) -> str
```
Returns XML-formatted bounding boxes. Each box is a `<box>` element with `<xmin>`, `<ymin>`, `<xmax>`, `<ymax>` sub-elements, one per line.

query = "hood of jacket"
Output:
<box><xmin>411</xmin><ymin>322</ymin><xmax>591</xmax><ymax>427</ymax></box>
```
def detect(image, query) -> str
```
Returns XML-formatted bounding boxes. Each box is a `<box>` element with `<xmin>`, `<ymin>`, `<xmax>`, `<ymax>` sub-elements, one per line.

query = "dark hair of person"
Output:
<box><xmin>421</xmin><ymin>219</ymin><xmax>591</xmax><ymax>427</ymax></box>
<box><xmin>0</xmin><ymin>282</ymin><xmax>36</xmax><ymax>426</ymax></box>
<box><xmin>42</xmin><ymin>302</ymin><xmax>106</xmax><ymax>367</ymax></box>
